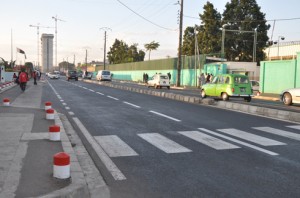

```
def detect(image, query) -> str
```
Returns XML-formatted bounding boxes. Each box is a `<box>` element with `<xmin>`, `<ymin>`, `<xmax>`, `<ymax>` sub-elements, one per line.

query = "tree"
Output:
<box><xmin>144</xmin><ymin>41</ymin><xmax>160</xmax><ymax>61</ymax></box>
<box><xmin>182</xmin><ymin>27</ymin><xmax>196</xmax><ymax>56</ymax></box>
<box><xmin>107</xmin><ymin>39</ymin><xmax>145</xmax><ymax>64</ymax></box>
<box><xmin>198</xmin><ymin>2</ymin><xmax>222</xmax><ymax>54</ymax></box>
<box><xmin>222</xmin><ymin>0</ymin><xmax>270</xmax><ymax>63</ymax></box>
<box><xmin>182</xmin><ymin>2</ymin><xmax>221</xmax><ymax>56</ymax></box>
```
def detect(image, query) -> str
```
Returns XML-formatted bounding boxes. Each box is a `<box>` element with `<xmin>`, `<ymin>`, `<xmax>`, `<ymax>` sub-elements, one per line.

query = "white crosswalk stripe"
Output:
<box><xmin>178</xmin><ymin>131</ymin><xmax>240</xmax><ymax>150</ymax></box>
<box><xmin>253</xmin><ymin>127</ymin><xmax>300</xmax><ymax>141</ymax></box>
<box><xmin>198</xmin><ymin>128</ymin><xmax>279</xmax><ymax>156</ymax></box>
<box><xmin>217</xmin><ymin>128</ymin><xmax>286</xmax><ymax>146</ymax></box>
<box><xmin>94</xmin><ymin>135</ymin><xmax>138</xmax><ymax>157</ymax></box>
<box><xmin>286</xmin><ymin>125</ymin><xmax>300</xmax><ymax>130</ymax></box>
<box><xmin>138</xmin><ymin>133</ymin><xmax>192</xmax><ymax>154</ymax></box>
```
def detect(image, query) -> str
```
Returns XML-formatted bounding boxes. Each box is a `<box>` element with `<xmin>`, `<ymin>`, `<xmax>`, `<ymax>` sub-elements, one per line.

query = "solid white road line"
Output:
<box><xmin>178</xmin><ymin>131</ymin><xmax>240</xmax><ymax>150</ymax></box>
<box><xmin>149</xmin><ymin>111</ymin><xmax>181</xmax><ymax>122</ymax></box>
<box><xmin>138</xmin><ymin>133</ymin><xmax>192</xmax><ymax>153</ymax></box>
<box><xmin>96</xmin><ymin>92</ymin><xmax>104</xmax><ymax>95</ymax></box>
<box><xmin>253</xmin><ymin>127</ymin><xmax>300</xmax><ymax>141</ymax></box>
<box><xmin>73</xmin><ymin>117</ymin><xmax>126</xmax><ymax>180</ymax></box>
<box><xmin>94</xmin><ymin>135</ymin><xmax>138</xmax><ymax>157</ymax></box>
<box><xmin>198</xmin><ymin>128</ymin><xmax>279</xmax><ymax>156</ymax></box>
<box><xmin>217</xmin><ymin>128</ymin><xmax>286</xmax><ymax>146</ymax></box>
<box><xmin>107</xmin><ymin>96</ymin><xmax>119</xmax><ymax>100</ymax></box>
<box><xmin>68</xmin><ymin>111</ymin><xmax>75</xmax><ymax>116</ymax></box>
<box><xmin>286</xmin><ymin>125</ymin><xmax>300</xmax><ymax>130</ymax></box>
<box><xmin>123</xmin><ymin>101</ymin><xmax>141</xmax><ymax>108</ymax></box>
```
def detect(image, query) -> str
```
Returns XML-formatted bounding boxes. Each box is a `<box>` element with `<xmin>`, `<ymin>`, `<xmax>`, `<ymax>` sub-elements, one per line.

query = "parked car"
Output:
<box><xmin>83</xmin><ymin>71</ymin><xmax>93</xmax><ymax>79</ymax></box>
<box><xmin>147</xmin><ymin>74</ymin><xmax>170</xmax><ymax>89</ymax></box>
<box><xmin>201</xmin><ymin>74</ymin><xmax>252</xmax><ymax>102</ymax></box>
<box><xmin>48</xmin><ymin>72</ymin><xmax>59</xmax><ymax>79</ymax></box>
<box><xmin>280</xmin><ymin>87</ymin><xmax>300</xmax><ymax>105</ymax></box>
<box><xmin>66</xmin><ymin>70</ymin><xmax>78</xmax><ymax>81</ymax></box>
<box><xmin>250</xmin><ymin>80</ymin><xmax>260</xmax><ymax>92</ymax></box>
<box><xmin>96</xmin><ymin>70</ymin><xmax>111</xmax><ymax>81</ymax></box>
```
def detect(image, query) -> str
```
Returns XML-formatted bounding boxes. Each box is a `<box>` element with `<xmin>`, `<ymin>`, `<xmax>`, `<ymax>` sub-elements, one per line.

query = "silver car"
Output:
<box><xmin>280</xmin><ymin>87</ymin><xmax>300</xmax><ymax>105</ymax></box>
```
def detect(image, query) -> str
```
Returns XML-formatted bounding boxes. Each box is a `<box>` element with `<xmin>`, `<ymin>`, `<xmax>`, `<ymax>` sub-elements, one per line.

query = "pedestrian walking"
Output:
<box><xmin>167</xmin><ymin>72</ymin><xmax>171</xmax><ymax>80</ymax></box>
<box><xmin>200</xmin><ymin>73</ymin><xmax>206</xmax><ymax>87</ymax></box>
<box><xmin>12</xmin><ymin>73</ymin><xmax>17</xmax><ymax>83</ymax></box>
<box><xmin>143</xmin><ymin>73</ymin><xmax>146</xmax><ymax>83</ymax></box>
<box><xmin>19</xmin><ymin>69</ymin><xmax>29</xmax><ymax>91</ymax></box>
<box><xmin>145</xmin><ymin>73</ymin><xmax>149</xmax><ymax>84</ymax></box>
<box><xmin>32</xmin><ymin>71</ymin><xmax>37</xmax><ymax>85</ymax></box>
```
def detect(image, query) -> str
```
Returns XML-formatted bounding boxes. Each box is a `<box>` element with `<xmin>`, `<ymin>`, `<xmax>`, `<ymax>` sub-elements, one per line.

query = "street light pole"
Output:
<box><xmin>99</xmin><ymin>27</ymin><xmax>112</xmax><ymax>70</ymax></box>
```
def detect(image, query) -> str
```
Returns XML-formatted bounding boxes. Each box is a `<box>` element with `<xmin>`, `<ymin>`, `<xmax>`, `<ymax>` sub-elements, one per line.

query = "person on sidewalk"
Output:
<box><xmin>19</xmin><ymin>69</ymin><xmax>29</xmax><ymax>91</ymax></box>
<box><xmin>32</xmin><ymin>71</ymin><xmax>37</xmax><ymax>85</ymax></box>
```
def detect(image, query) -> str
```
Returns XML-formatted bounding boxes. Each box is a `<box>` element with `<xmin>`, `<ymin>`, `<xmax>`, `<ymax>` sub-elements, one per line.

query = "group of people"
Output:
<box><xmin>143</xmin><ymin>73</ymin><xmax>149</xmax><ymax>83</ymax></box>
<box><xmin>13</xmin><ymin>69</ymin><xmax>42</xmax><ymax>91</ymax></box>
<box><xmin>198</xmin><ymin>73</ymin><xmax>214</xmax><ymax>87</ymax></box>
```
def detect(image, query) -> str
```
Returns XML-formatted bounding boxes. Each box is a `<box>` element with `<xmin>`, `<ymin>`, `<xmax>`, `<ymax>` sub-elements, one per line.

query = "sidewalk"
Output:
<box><xmin>0</xmin><ymin>80</ymin><xmax>109</xmax><ymax>198</ymax></box>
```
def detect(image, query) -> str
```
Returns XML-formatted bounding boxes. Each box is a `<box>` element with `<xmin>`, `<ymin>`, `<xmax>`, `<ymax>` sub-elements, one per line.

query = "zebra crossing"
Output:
<box><xmin>94</xmin><ymin>125</ymin><xmax>300</xmax><ymax>157</ymax></box>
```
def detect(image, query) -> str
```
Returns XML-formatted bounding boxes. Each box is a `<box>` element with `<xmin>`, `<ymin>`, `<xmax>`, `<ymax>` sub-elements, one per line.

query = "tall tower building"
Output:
<box><xmin>41</xmin><ymin>34</ymin><xmax>54</xmax><ymax>72</ymax></box>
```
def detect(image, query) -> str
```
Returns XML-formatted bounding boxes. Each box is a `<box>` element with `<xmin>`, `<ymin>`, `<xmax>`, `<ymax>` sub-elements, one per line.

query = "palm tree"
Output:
<box><xmin>144</xmin><ymin>41</ymin><xmax>160</xmax><ymax>61</ymax></box>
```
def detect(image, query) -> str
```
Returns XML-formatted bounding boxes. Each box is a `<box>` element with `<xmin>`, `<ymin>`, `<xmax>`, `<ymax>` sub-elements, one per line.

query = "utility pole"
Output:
<box><xmin>99</xmin><ymin>27</ymin><xmax>112</xmax><ymax>70</ymax></box>
<box><xmin>176</xmin><ymin>0</ymin><xmax>184</xmax><ymax>87</ymax></box>
<box><xmin>29</xmin><ymin>23</ymin><xmax>53</xmax><ymax>68</ymax></box>
<box><xmin>52</xmin><ymin>15</ymin><xmax>65</xmax><ymax>68</ymax></box>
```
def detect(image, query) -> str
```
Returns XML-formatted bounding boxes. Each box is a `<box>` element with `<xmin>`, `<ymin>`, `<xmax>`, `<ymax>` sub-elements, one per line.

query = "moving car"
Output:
<box><xmin>66</xmin><ymin>70</ymin><xmax>78</xmax><ymax>81</ymax></box>
<box><xmin>147</xmin><ymin>74</ymin><xmax>170</xmax><ymax>89</ymax></box>
<box><xmin>201</xmin><ymin>74</ymin><xmax>252</xmax><ymax>102</ymax></box>
<box><xmin>96</xmin><ymin>70</ymin><xmax>111</xmax><ymax>81</ymax></box>
<box><xmin>280</xmin><ymin>87</ymin><xmax>300</xmax><ymax>105</ymax></box>
<box><xmin>48</xmin><ymin>72</ymin><xmax>59</xmax><ymax>79</ymax></box>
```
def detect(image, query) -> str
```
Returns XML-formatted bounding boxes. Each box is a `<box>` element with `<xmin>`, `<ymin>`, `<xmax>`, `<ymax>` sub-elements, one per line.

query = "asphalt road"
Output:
<box><xmin>44</xmin><ymin>77</ymin><xmax>300</xmax><ymax>198</ymax></box>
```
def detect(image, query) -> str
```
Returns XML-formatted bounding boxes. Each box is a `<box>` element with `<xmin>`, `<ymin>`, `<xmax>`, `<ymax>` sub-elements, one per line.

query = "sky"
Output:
<box><xmin>1</xmin><ymin>0</ymin><xmax>300</xmax><ymax>66</ymax></box>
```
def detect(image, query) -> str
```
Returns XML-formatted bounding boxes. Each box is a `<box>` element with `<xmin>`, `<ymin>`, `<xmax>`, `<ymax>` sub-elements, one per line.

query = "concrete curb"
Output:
<box><xmin>35</xmin><ymin>111</ymin><xmax>90</xmax><ymax>198</ymax></box>
<box><xmin>84</xmin><ymin>79</ymin><xmax>300</xmax><ymax>123</ymax></box>
<box><xmin>0</xmin><ymin>82</ymin><xmax>17</xmax><ymax>93</ymax></box>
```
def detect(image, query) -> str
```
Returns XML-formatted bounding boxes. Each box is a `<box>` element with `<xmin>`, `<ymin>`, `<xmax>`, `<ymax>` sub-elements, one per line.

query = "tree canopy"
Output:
<box><xmin>107</xmin><ymin>39</ymin><xmax>145</xmax><ymax>64</ymax></box>
<box><xmin>144</xmin><ymin>41</ymin><xmax>160</xmax><ymax>61</ymax></box>
<box><xmin>182</xmin><ymin>0</ymin><xmax>270</xmax><ymax>64</ymax></box>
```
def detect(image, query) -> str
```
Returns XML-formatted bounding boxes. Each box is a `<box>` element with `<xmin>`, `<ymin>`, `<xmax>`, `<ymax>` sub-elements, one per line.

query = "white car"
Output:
<box><xmin>48</xmin><ymin>72</ymin><xmax>59</xmax><ymax>79</ymax></box>
<box><xmin>250</xmin><ymin>80</ymin><xmax>260</xmax><ymax>92</ymax></box>
<box><xmin>96</xmin><ymin>70</ymin><xmax>111</xmax><ymax>81</ymax></box>
<box><xmin>280</xmin><ymin>87</ymin><xmax>300</xmax><ymax>105</ymax></box>
<box><xmin>147</xmin><ymin>74</ymin><xmax>170</xmax><ymax>89</ymax></box>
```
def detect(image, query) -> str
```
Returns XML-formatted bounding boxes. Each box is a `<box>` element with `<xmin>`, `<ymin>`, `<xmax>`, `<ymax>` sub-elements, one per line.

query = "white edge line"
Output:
<box><xmin>123</xmin><ymin>101</ymin><xmax>141</xmax><ymax>108</ymax></box>
<box><xmin>198</xmin><ymin>128</ymin><xmax>279</xmax><ymax>156</ymax></box>
<box><xmin>73</xmin><ymin>117</ymin><xmax>126</xmax><ymax>180</ymax></box>
<box><xmin>149</xmin><ymin>111</ymin><xmax>181</xmax><ymax>122</ymax></box>
<box><xmin>107</xmin><ymin>95</ymin><xmax>119</xmax><ymax>100</ymax></box>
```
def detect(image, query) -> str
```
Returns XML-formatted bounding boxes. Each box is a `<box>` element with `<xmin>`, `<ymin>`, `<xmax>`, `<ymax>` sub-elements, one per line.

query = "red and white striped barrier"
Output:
<box><xmin>53</xmin><ymin>152</ymin><xmax>70</xmax><ymax>179</ymax></box>
<box><xmin>46</xmin><ymin>108</ymin><xmax>55</xmax><ymax>120</ymax></box>
<box><xmin>49</xmin><ymin>125</ymin><xmax>61</xmax><ymax>141</ymax></box>
<box><xmin>3</xmin><ymin>98</ymin><xmax>10</xmax><ymax>106</ymax></box>
<box><xmin>45</xmin><ymin>101</ymin><xmax>52</xmax><ymax>110</ymax></box>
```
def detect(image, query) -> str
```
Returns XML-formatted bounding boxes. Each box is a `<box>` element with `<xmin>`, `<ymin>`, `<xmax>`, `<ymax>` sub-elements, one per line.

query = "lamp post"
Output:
<box><xmin>221</xmin><ymin>27</ymin><xmax>257</xmax><ymax>62</ymax></box>
<box><xmin>277</xmin><ymin>36</ymin><xmax>285</xmax><ymax>58</ymax></box>
<box><xmin>99</xmin><ymin>27</ymin><xmax>112</xmax><ymax>70</ymax></box>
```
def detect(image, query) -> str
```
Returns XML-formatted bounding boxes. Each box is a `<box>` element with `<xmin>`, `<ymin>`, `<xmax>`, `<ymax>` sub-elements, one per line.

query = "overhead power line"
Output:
<box><xmin>116</xmin><ymin>0</ymin><xmax>176</xmax><ymax>31</ymax></box>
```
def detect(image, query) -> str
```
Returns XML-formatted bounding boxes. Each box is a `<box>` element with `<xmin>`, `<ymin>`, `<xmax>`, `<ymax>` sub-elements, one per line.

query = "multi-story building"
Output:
<box><xmin>41</xmin><ymin>34</ymin><xmax>54</xmax><ymax>72</ymax></box>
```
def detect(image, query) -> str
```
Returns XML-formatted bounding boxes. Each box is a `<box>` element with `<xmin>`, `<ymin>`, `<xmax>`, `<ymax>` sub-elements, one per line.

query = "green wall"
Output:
<box><xmin>260</xmin><ymin>52</ymin><xmax>300</xmax><ymax>94</ymax></box>
<box><xmin>96</xmin><ymin>55</ymin><xmax>209</xmax><ymax>86</ymax></box>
